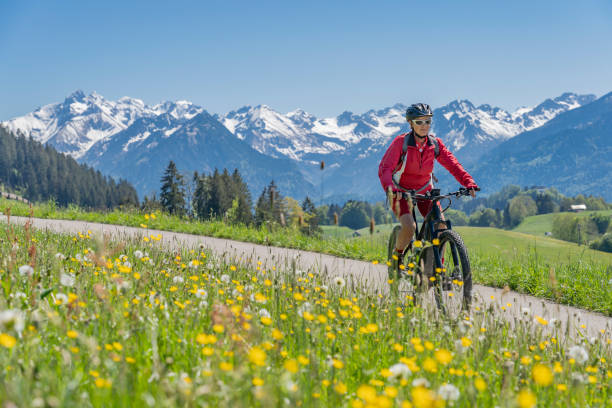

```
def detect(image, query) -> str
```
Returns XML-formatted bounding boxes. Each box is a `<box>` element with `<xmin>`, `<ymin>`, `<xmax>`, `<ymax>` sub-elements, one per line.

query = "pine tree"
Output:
<box><xmin>160</xmin><ymin>160</ymin><xmax>186</xmax><ymax>215</ymax></box>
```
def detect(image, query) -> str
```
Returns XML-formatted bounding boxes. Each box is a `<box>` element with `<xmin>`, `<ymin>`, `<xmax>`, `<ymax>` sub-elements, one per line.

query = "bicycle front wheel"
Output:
<box><xmin>436</xmin><ymin>229</ymin><xmax>473</xmax><ymax>315</ymax></box>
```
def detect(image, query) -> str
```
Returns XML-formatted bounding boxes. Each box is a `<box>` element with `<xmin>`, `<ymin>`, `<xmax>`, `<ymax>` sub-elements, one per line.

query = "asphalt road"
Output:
<box><xmin>2</xmin><ymin>215</ymin><xmax>611</xmax><ymax>341</ymax></box>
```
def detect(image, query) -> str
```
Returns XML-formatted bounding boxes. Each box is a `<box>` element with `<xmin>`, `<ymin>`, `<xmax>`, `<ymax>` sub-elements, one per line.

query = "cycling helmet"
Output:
<box><xmin>406</xmin><ymin>103</ymin><xmax>433</xmax><ymax>121</ymax></box>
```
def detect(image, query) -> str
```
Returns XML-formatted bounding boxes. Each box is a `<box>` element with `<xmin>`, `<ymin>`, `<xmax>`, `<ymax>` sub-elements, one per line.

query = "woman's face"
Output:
<box><xmin>411</xmin><ymin>116</ymin><xmax>431</xmax><ymax>137</ymax></box>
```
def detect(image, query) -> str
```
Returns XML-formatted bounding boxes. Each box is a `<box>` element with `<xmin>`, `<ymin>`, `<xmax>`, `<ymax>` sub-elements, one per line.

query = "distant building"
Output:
<box><xmin>570</xmin><ymin>204</ymin><xmax>587</xmax><ymax>212</ymax></box>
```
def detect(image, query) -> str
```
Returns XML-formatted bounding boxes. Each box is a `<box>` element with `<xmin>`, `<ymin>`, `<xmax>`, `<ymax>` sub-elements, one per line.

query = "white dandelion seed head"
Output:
<box><xmin>134</xmin><ymin>250</ymin><xmax>144</xmax><ymax>259</ymax></box>
<box><xmin>0</xmin><ymin>309</ymin><xmax>25</xmax><ymax>333</ymax></box>
<box><xmin>232</xmin><ymin>289</ymin><xmax>240</xmax><ymax>298</ymax></box>
<box><xmin>443</xmin><ymin>325</ymin><xmax>452</xmax><ymax>334</ymax></box>
<box><xmin>75</xmin><ymin>253</ymin><xmax>83</xmax><ymax>261</ymax></box>
<box><xmin>172</xmin><ymin>276</ymin><xmax>184</xmax><ymax>284</ymax></box>
<box><xmin>320</xmin><ymin>285</ymin><xmax>328</xmax><ymax>292</ymax></box>
<box><xmin>388</xmin><ymin>363</ymin><xmax>411</xmax><ymax>380</ymax></box>
<box><xmin>332</xmin><ymin>276</ymin><xmax>346</xmax><ymax>288</ymax></box>
<box><xmin>438</xmin><ymin>384</ymin><xmax>460</xmax><ymax>401</ymax></box>
<box><xmin>55</xmin><ymin>293</ymin><xmax>68</xmax><ymax>304</ymax></box>
<box><xmin>412</xmin><ymin>378</ymin><xmax>430</xmax><ymax>388</ymax></box>
<box><xmin>521</xmin><ymin>307</ymin><xmax>531</xmax><ymax>316</ymax></box>
<box><xmin>568</xmin><ymin>345</ymin><xmax>589</xmax><ymax>364</ymax></box>
<box><xmin>220</xmin><ymin>274</ymin><xmax>230</xmax><ymax>283</ymax></box>
<box><xmin>54</xmin><ymin>252</ymin><xmax>66</xmax><ymax>260</ymax></box>
<box><xmin>258</xmin><ymin>308</ymin><xmax>271</xmax><ymax>319</ymax></box>
<box><xmin>60</xmin><ymin>272</ymin><xmax>76</xmax><ymax>287</ymax></box>
<box><xmin>148</xmin><ymin>259</ymin><xmax>155</xmax><ymax>266</ymax></box>
<box><xmin>19</xmin><ymin>265</ymin><xmax>34</xmax><ymax>277</ymax></box>
<box><xmin>199</xmin><ymin>300</ymin><xmax>209</xmax><ymax>309</ymax></box>
<box><xmin>571</xmin><ymin>372</ymin><xmax>587</xmax><ymax>384</ymax></box>
<box><xmin>123</xmin><ymin>261</ymin><xmax>132</xmax><ymax>268</ymax></box>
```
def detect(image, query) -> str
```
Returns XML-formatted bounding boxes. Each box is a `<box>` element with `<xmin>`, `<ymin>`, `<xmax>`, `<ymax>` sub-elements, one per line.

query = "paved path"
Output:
<box><xmin>2</xmin><ymin>215</ymin><xmax>611</xmax><ymax>341</ymax></box>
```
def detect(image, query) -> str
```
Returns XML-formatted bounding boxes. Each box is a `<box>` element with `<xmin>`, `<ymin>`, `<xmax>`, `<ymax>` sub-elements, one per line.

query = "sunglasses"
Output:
<box><xmin>412</xmin><ymin>119</ymin><xmax>432</xmax><ymax>126</ymax></box>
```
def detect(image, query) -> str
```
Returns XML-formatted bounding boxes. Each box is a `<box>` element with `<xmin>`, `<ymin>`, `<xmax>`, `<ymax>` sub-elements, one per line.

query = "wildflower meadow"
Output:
<box><xmin>1</xmin><ymin>218</ymin><xmax>612</xmax><ymax>407</ymax></box>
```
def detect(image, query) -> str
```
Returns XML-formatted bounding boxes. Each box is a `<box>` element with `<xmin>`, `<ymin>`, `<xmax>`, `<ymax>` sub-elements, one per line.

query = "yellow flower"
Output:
<box><xmin>411</xmin><ymin>386</ymin><xmax>436</xmax><ymax>408</ymax></box>
<box><xmin>432</xmin><ymin>238</ymin><xmax>440</xmax><ymax>245</ymax></box>
<box><xmin>413</xmin><ymin>240</ymin><xmax>422</xmax><ymax>248</ymax></box>
<box><xmin>260</xmin><ymin>316</ymin><xmax>272</xmax><ymax>326</ymax></box>
<box><xmin>531</xmin><ymin>364</ymin><xmax>553</xmax><ymax>386</ymax></box>
<box><xmin>557</xmin><ymin>384</ymin><xmax>567</xmax><ymax>391</ymax></box>
<box><xmin>460</xmin><ymin>337</ymin><xmax>472</xmax><ymax>347</ymax></box>
<box><xmin>125</xmin><ymin>357</ymin><xmax>136</xmax><ymax>363</ymax></box>
<box><xmin>384</xmin><ymin>386</ymin><xmax>398</xmax><ymax>398</ymax></box>
<box><xmin>212</xmin><ymin>324</ymin><xmax>224</xmax><ymax>333</ymax></box>
<box><xmin>298</xmin><ymin>355</ymin><xmax>310</xmax><ymax>365</ymax></box>
<box><xmin>520</xmin><ymin>356</ymin><xmax>532</xmax><ymax>365</ymax></box>
<box><xmin>517</xmin><ymin>390</ymin><xmax>536</xmax><ymax>408</ymax></box>
<box><xmin>67</xmin><ymin>330</ymin><xmax>79</xmax><ymax>339</ymax></box>
<box><xmin>474</xmin><ymin>377</ymin><xmax>487</xmax><ymax>392</ymax></box>
<box><xmin>253</xmin><ymin>377</ymin><xmax>264</xmax><ymax>386</ymax></box>
<box><xmin>334</xmin><ymin>382</ymin><xmax>347</xmax><ymax>394</ymax></box>
<box><xmin>423</xmin><ymin>358</ymin><xmax>438</xmax><ymax>373</ymax></box>
<box><xmin>202</xmin><ymin>347</ymin><xmax>214</xmax><ymax>356</ymax></box>
<box><xmin>249</xmin><ymin>347</ymin><xmax>267</xmax><ymax>367</ymax></box>
<box><xmin>284</xmin><ymin>359</ymin><xmax>299</xmax><ymax>373</ymax></box>
<box><xmin>434</xmin><ymin>349</ymin><xmax>453</xmax><ymax>365</ymax></box>
<box><xmin>332</xmin><ymin>359</ymin><xmax>344</xmax><ymax>369</ymax></box>
<box><xmin>393</xmin><ymin>343</ymin><xmax>404</xmax><ymax>352</ymax></box>
<box><xmin>0</xmin><ymin>333</ymin><xmax>17</xmax><ymax>348</ymax></box>
<box><xmin>219</xmin><ymin>362</ymin><xmax>233</xmax><ymax>371</ymax></box>
<box><xmin>272</xmin><ymin>329</ymin><xmax>284</xmax><ymax>340</ymax></box>
<box><xmin>357</xmin><ymin>385</ymin><xmax>377</xmax><ymax>403</ymax></box>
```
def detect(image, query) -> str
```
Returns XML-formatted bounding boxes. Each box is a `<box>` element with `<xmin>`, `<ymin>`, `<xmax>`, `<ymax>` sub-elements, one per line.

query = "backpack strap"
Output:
<box><xmin>428</xmin><ymin>135</ymin><xmax>439</xmax><ymax>158</ymax></box>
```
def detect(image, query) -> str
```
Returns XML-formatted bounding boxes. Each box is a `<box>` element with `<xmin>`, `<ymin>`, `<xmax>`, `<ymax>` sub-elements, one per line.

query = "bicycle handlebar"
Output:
<box><xmin>398</xmin><ymin>186</ymin><xmax>480</xmax><ymax>202</ymax></box>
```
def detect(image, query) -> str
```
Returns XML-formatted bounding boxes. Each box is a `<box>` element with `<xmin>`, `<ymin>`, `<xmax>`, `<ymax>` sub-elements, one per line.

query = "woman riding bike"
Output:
<box><xmin>378</xmin><ymin>103</ymin><xmax>479</xmax><ymax>272</ymax></box>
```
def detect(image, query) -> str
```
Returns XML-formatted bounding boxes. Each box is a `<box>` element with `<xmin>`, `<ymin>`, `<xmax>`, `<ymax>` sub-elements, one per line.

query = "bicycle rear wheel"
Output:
<box><xmin>436</xmin><ymin>229</ymin><xmax>472</xmax><ymax>316</ymax></box>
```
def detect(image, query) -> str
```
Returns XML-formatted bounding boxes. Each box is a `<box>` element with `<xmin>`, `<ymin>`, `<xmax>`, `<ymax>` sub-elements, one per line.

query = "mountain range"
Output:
<box><xmin>4</xmin><ymin>90</ymin><xmax>609</xmax><ymax>203</ymax></box>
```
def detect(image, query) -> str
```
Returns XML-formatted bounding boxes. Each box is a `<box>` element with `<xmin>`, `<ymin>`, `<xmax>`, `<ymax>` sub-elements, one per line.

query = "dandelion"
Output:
<box><xmin>18</xmin><ymin>265</ymin><xmax>34</xmax><ymax>277</ymax></box>
<box><xmin>532</xmin><ymin>364</ymin><xmax>553</xmax><ymax>386</ymax></box>
<box><xmin>284</xmin><ymin>359</ymin><xmax>299</xmax><ymax>373</ymax></box>
<box><xmin>252</xmin><ymin>377</ymin><xmax>264</xmax><ymax>387</ymax></box>
<box><xmin>221</xmin><ymin>274</ymin><xmax>230</xmax><ymax>283</ymax></box>
<box><xmin>0</xmin><ymin>310</ymin><xmax>25</xmax><ymax>333</ymax></box>
<box><xmin>438</xmin><ymin>384</ymin><xmax>460</xmax><ymax>402</ymax></box>
<box><xmin>412</xmin><ymin>378</ymin><xmax>430</xmax><ymax>388</ymax></box>
<box><xmin>0</xmin><ymin>333</ymin><xmax>17</xmax><ymax>348</ymax></box>
<box><xmin>333</xmin><ymin>276</ymin><xmax>346</xmax><ymax>288</ymax></box>
<box><xmin>173</xmin><ymin>276</ymin><xmax>184</xmax><ymax>284</ymax></box>
<box><xmin>134</xmin><ymin>250</ymin><xmax>144</xmax><ymax>259</ymax></box>
<box><xmin>60</xmin><ymin>272</ymin><xmax>76</xmax><ymax>287</ymax></box>
<box><xmin>474</xmin><ymin>377</ymin><xmax>487</xmax><ymax>392</ymax></box>
<box><xmin>55</xmin><ymin>252</ymin><xmax>66</xmax><ymax>260</ymax></box>
<box><xmin>357</xmin><ymin>385</ymin><xmax>377</xmax><ymax>403</ymax></box>
<box><xmin>248</xmin><ymin>346</ymin><xmax>267</xmax><ymax>367</ymax></box>
<box><xmin>334</xmin><ymin>382</ymin><xmax>347</xmax><ymax>395</ymax></box>
<box><xmin>434</xmin><ymin>349</ymin><xmax>453</xmax><ymax>365</ymax></box>
<box><xmin>516</xmin><ymin>389</ymin><xmax>536</xmax><ymax>408</ymax></box>
<box><xmin>568</xmin><ymin>345</ymin><xmax>589</xmax><ymax>364</ymax></box>
<box><xmin>388</xmin><ymin>363</ymin><xmax>411</xmax><ymax>380</ymax></box>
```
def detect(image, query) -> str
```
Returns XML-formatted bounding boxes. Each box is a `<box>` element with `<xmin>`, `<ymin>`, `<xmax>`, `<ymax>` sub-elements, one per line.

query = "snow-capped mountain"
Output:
<box><xmin>2</xmin><ymin>90</ymin><xmax>203</xmax><ymax>158</ymax></box>
<box><xmin>2</xmin><ymin>90</ymin><xmax>596</xmax><ymax>201</ymax></box>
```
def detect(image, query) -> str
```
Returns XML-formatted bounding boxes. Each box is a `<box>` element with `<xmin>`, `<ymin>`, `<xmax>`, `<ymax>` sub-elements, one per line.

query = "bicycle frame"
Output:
<box><xmin>412</xmin><ymin>197</ymin><xmax>459</xmax><ymax>274</ymax></box>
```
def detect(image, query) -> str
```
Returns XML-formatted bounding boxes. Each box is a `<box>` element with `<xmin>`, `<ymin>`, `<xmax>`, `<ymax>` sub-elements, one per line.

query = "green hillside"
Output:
<box><xmin>513</xmin><ymin>210</ymin><xmax>612</xmax><ymax>236</ymax></box>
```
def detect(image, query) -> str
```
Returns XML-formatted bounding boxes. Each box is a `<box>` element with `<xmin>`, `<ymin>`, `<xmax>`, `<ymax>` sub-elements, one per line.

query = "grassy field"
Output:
<box><xmin>2</xmin><ymin>198</ymin><xmax>612</xmax><ymax>315</ymax></box>
<box><xmin>1</xmin><ymin>222</ymin><xmax>611</xmax><ymax>407</ymax></box>
<box><xmin>513</xmin><ymin>210</ymin><xmax>612</xmax><ymax>237</ymax></box>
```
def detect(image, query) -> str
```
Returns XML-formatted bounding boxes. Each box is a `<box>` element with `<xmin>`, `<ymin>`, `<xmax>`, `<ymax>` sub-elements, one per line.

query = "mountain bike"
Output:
<box><xmin>387</xmin><ymin>187</ymin><xmax>477</xmax><ymax>317</ymax></box>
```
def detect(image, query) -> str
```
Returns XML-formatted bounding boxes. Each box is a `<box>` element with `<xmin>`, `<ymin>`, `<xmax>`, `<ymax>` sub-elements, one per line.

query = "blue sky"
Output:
<box><xmin>1</xmin><ymin>0</ymin><xmax>611</xmax><ymax>119</ymax></box>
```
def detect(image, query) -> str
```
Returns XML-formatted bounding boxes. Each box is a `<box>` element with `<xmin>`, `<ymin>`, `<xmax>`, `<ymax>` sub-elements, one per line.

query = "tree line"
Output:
<box><xmin>0</xmin><ymin>126</ymin><xmax>138</xmax><ymax>208</ymax></box>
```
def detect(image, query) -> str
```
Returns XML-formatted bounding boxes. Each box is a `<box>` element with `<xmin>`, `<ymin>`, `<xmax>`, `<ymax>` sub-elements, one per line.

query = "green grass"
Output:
<box><xmin>1</xmin><ymin>223</ymin><xmax>612</xmax><ymax>407</ymax></box>
<box><xmin>514</xmin><ymin>210</ymin><xmax>612</xmax><ymax>237</ymax></box>
<box><xmin>2</xmin><ymin>198</ymin><xmax>612</xmax><ymax>315</ymax></box>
